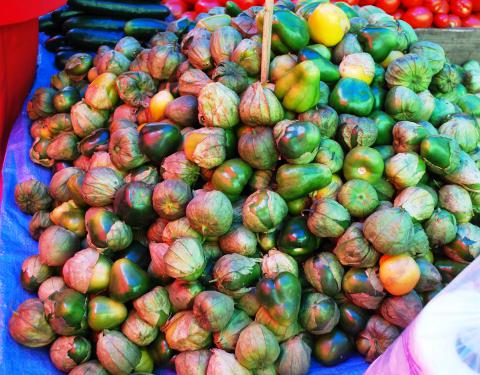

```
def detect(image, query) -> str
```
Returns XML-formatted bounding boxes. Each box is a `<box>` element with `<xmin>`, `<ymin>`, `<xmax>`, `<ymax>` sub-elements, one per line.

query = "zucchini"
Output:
<box><xmin>62</xmin><ymin>16</ymin><xmax>126</xmax><ymax>33</ymax></box>
<box><xmin>39</xmin><ymin>14</ymin><xmax>60</xmax><ymax>35</ymax></box>
<box><xmin>67</xmin><ymin>0</ymin><xmax>170</xmax><ymax>19</ymax></box>
<box><xmin>51</xmin><ymin>6</ymin><xmax>84</xmax><ymax>25</ymax></box>
<box><xmin>66</xmin><ymin>28</ymin><xmax>125</xmax><ymax>50</ymax></box>
<box><xmin>124</xmin><ymin>18</ymin><xmax>168</xmax><ymax>40</ymax></box>
<box><xmin>45</xmin><ymin>35</ymin><xmax>66</xmax><ymax>53</ymax></box>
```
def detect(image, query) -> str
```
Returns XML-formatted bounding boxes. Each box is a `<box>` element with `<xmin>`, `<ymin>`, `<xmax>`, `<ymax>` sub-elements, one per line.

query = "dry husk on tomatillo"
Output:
<box><xmin>62</xmin><ymin>248</ymin><xmax>111</xmax><ymax>293</ymax></box>
<box><xmin>363</xmin><ymin>207</ymin><xmax>414</xmax><ymax>255</ymax></box>
<box><xmin>175</xmin><ymin>350</ymin><xmax>211</xmax><ymax>375</ymax></box>
<box><xmin>161</xmin><ymin>151</ymin><xmax>200</xmax><ymax>186</ymax></box>
<box><xmin>193</xmin><ymin>291</ymin><xmax>234</xmax><ymax>332</ymax></box>
<box><xmin>95</xmin><ymin>50</ymin><xmax>130</xmax><ymax>75</ymax></box>
<box><xmin>121</xmin><ymin>310</ymin><xmax>159</xmax><ymax>346</ymax></box>
<box><xmin>424</xmin><ymin>208</ymin><xmax>458</xmax><ymax>246</ymax></box>
<box><xmin>393</xmin><ymin>186</ymin><xmax>436</xmax><ymax>222</ymax></box>
<box><xmin>439</xmin><ymin>184</ymin><xmax>473</xmax><ymax>224</ymax></box>
<box><xmin>147</xmin><ymin>45</ymin><xmax>185</xmax><ymax>81</ymax></box>
<box><xmin>81</xmin><ymin>167</ymin><xmax>124</xmax><ymax>206</ymax></box>
<box><xmin>307</xmin><ymin>198</ymin><xmax>351</xmax><ymax>238</ymax></box>
<box><xmin>379</xmin><ymin>291</ymin><xmax>423</xmax><ymax>328</ymax></box>
<box><xmin>213</xmin><ymin>309</ymin><xmax>252</xmax><ymax>351</ymax></box>
<box><xmin>109</xmin><ymin>127</ymin><xmax>148</xmax><ymax>171</ymax></box>
<box><xmin>239</xmin><ymin>82</ymin><xmax>284</xmax><ymax>127</ymax></box>
<box><xmin>276</xmin><ymin>333</ymin><xmax>312</xmax><ymax>375</ymax></box>
<box><xmin>164</xmin><ymin>237</ymin><xmax>206</xmax><ymax>281</ymax></box>
<box><xmin>178</xmin><ymin>69</ymin><xmax>213</xmax><ymax>96</ymax></box>
<box><xmin>133</xmin><ymin>286</ymin><xmax>171</xmax><ymax>327</ymax></box>
<box><xmin>9</xmin><ymin>298</ymin><xmax>56</xmax><ymax>348</ymax></box>
<box><xmin>303</xmin><ymin>252</ymin><xmax>344</xmax><ymax>297</ymax></box>
<box><xmin>219</xmin><ymin>224</ymin><xmax>257</xmax><ymax>256</ymax></box>
<box><xmin>69</xmin><ymin>360</ymin><xmax>108</xmax><ymax>375</ymax></box>
<box><xmin>21</xmin><ymin>254</ymin><xmax>49</xmax><ymax>292</ymax></box>
<box><xmin>164</xmin><ymin>311</ymin><xmax>212</xmax><ymax>351</ymax></box>
<box><xmin>162</xmin><ymin>217</ymin><xmax>202</xmax><ymax>245</ymax></box>
<box><xmin>211</xmin><ymin>61</ymin><xmax>249</xmax><ymax>94</ymax></box>
<box><xmin>39</xmin><ymin>225</ymin><xmax>80</xmax><ymax>266</ymax></box>
<box><xmin>29</xmin><ymin>210</ymin><xmax>53</xmax><ymax>240</ymax></box>
<box><xmin>152</xmin><ymin>179</ymin><xmax>193</xmax><ymax>220</ymax></box>
<box><xmin>70</xmin><ymin>100</ymin><xmax>109</xmax><ymax>139</ymax></box>
<box><xmin>207</xmin><ymin>349</ymin><xmax>252</xmax><ymax>375</ymax></box>
<box><xmin>115</xmin><ymin>71</ymin><xmax>156</xmax><ymax>108</ymax></box>
<box><xmin>299</xmin><ymin>292</ymin><xmax>339</xmax><ymax>335</ymax></box>
<box><xmin>231</xmin><ymin>39</ymin><xmax>261</xmax><ymax>76</ymax></box>
<box><xmin>333</xmin><ymin>223</ymin><xmax>379</xmax><ymax>268</ymax></box>
<box><xmin>210</xmin><ymin>26</ymin><xmax>242</xmax><ymax>64</ymax></box>
<box><xmin>261</xmin><ymin>250</ymin><xmax>298</xmax><ymax>279</ymax></box>
<box><xmin>186</xmin><ymin>190</ymin><xmax>233</xmax><ymax>237</ymax></box>
<box><xmin>356</xmin><ymin>315</ymin><xmax>400</xmax><ymax>363</ymax></box>
<box><xmin>242</xmin><ymin>189</ymin><xmax>288</xmax><ymax>233</ymax></box>
<box><xmin>96</xmin><ymin>330</ymin><xmax>141</xmax><ymax>374</ymax></box>
<box><xmin>46</xmin><ymin>132</ymin><xmax>79</xmax><ymax>161</ymax></box>
<box><xmin>238</xmin><ymin>127</ymin><xmax>279</xmax><ymax>170</ymax></box>
<box><xmin>184</xmin><ymin>128</ymin><xmax>227</xmax><ymax>169</ymax></box>
<box><xmin>14</xmin><ymin>179</ymin><xmax>52</xmax><ymax>214</ymax></box>
<box><xmin>198</xmin><ymin>82</ymin><xmax>240</xmax><ymax>128</ymax></box>
<box><xmin>85</xmin><ymin>73</ymin><xmax>119</xmax><ymax>110</ymax></box>
<box><xmin>50</xmin><ymin>167</ymin><xmax>83</xmax><ymax>202</ymax></box>
<box><xmin>188</xmin><ymin>38</ymin><xmax>213</xmax><ymax>70</ymax></box>
<box><xmin>213</xmin><ymin>254</ymin><xmax>261</xmax><ymax>298</ymax></box>
<box><xmin>235</xmin><ymin>322</ymin><xmax>280</xmax><ymax>370</ymax></box>
<box><xmin>38</xmin><ymin>277</ymin><xmax>66</xmax><ymax>302</ymax></box>
<box><xmin>50</xmin><ymin>335</ymin><xmax>91</xmax><ymax>372</ymax></box>
<box><xmin>342</xmin><ymin>268</ymin><xmax>386</xmax><ymax>310</ymax></box>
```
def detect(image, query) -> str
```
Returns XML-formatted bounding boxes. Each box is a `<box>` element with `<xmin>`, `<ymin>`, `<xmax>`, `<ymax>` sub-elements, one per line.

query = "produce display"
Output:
<box><xmin>11</xmin><ymin>0</ymin><xmax>480</xmax><ymax>374</ymax></box>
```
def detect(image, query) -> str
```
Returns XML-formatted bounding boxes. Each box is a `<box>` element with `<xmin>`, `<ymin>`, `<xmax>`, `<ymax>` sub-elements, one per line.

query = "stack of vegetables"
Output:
<box><xmin>12</xmin><ymin>1</ymin><xmax>480</xmax><ymax>373</ymax></box>
<box><xmin>40</xmin><ymin>0</ymin><xmax>180</xmax><ymax>69</ymax></box>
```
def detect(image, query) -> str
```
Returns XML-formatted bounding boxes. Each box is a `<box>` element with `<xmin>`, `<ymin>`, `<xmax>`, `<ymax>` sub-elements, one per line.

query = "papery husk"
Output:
<box><xmin>186</xmin><ymin>190</ymin><xmax>233</xmax><ymax>237</ymax></box>
<box><xmin>239</xmin><ymin>83</ymin><xmax>284</xmax><ymax>127</ymax></box>
<box><xmin>14</xmin><ymin>179</ymin><xmax>52</xmax><ymax>214</ymax></box>
<box><xmin>161</xmin><ymin>151</ymin><xmax>200</xmax><ymax>186</ymax></box>
<box><xmin>356</xmin><ymin>315</ymin><xmax>400</xmax><ymax>362</ymax></box>
<box><xmin>188</xmin><ymin>38</ymin><xmax>213</xmax><ymax>70</ymax></box>
<box><xmin>275</xmin><ymin>334</ymin><xmax>312</xmax><ymax>375</ymax></box>
<box><xmin>379</xmin><ymin>291</ymin><xmax>422</xmax><ymax>328</ymax></box>
<box><xmin>255</xmin><ymin>307</ymin><xmax>302</xmax><ymax>343</ymax></box>
<box><xmin>219</xmin><ymin>224</ymin><xmax>257</xmax><ymax>257</ymax></box>
<box><xmin>207</xmin><ymin>349</ymin><xmax>252</xmax><ymax>375</ymax></box>
<box><xmin>261</xmin><ymin>250</ymin><xmax>298</xmax><ymax>279</ymax></box>
<box><xmin>121</xmin><ymin>310</ymin><xmax>159</xmax><ymax>346</ymax></box>
<box><xmin>81</xmin><ymin>167</ymin><xmax>124</xmax><ymax>207</ymax></box>
<box><xmin>178</xmin><ymin>69</ymin><xmax>213</xmax><ymax>96</ymax></box>
<box><xmin>198</xmin><ymin>82</ymin><xmax>240</xmax><ymax>128</ymax></box>
<box><xmin>175</xmin><ymin>350</ymin><xmax>211</xmax><ymax>375</ymax></box>
<box><xmin>333</xmin><ymin>223</ymin><xmax>379</xmax><ymax>268</ymax></box>
<box><xmin>231</xmin><ymin>38</ymin><xmax>261</xmax><ymax>76</ymax></box>
<box><xmin>62</xmin><ymin>248</ymin><xmax>99</xmax><ymax>293</ymax></box>
<box><xmin>9</xmin><ymin>299</ymin><xmax>56</xmax><ymax>348</ymax></box>
<box><xmin>299</xmin><ymin>292</ymin><xmax>339</xmax><ymax>335</ymax></box>
<box><xmin>167</xmin><ymin>280</ymin><xmax>205</xmax><ymax>312</ymax></box>
<box><xmin>109</xmin><ymin>127</ymin><xmax>148</xmax><ymax>171</ymax></box>
<box><xmin>213</xmin><ymin>309</ymin><xmax>252</xmax><ymax>352</ymax></box>
<box><xmin>162</xmin><ymin>217</ymin><xmax>203</xmax><ymax>245</ymax></box>
<box><xmin>29</xmin><ymin>210</ymin><xmax>53</xmax><ymax>240</ymax></box>
<box><xmin>96</xmin><ymin>330</ymin><xmax>141</xmax><ymax>374</ymax></box>
<box><xmin>130</xmin><ymin>48</ymin><xmax>151</xmax><ymax>74</ymax></box>
<box><xmin>238</xmin><ymin>127</ymin><xmax>279</xmax><ymax>170</ymax></box>
<box><xmin>50</xmin><ymin>167</ymin><xmax>83</xmax><ymax>202</ymax></box>
<box><xmin>164</xmin><ymin>237</ymin><xmax>206</xmax><ymax>281</ymax></box>
<box><xmin>115</xmin><ymin>71</ymin><xmax>157</xmax><ymax>108</ymax></box>
<box><xmin>133</xmin><ymin>286</ymin><xmax>171</xmax><ymax>327</ymax></box>
<box><xmin>184</xmin><ymin>128</ymin><xmax>227</xmax><ymax>169</ymax></box>
<box><xmin>193</xmin><ymin>291</ymin><xmax>235</xmax><ymax>332</ymax></box>
<box><xmin>210</xmin><ymin>26</ymin><xmax>242</xmax><ymax>64</ymax></box>
<box><xmin>342</xmin><ymin>268</ymin><xmax>386</xmax><ymax>310</ymax></box>
<box><xmin>149</xmin><ymin>242</ymin><xmax>170</xmax><ymax>279</ymax></box>
<box><xmin>71</xmin><ymin>100</ymin><xmax>109</xmax><ymax>138</ymax></box>
<box><xmin>96</xmin><ymin>50</ymin><xmax>130</xmax><ymax>75</ymax></box>
<box><xmin>164</xmin><ymin>311</ymin><xmax>212</xmax><ymax>351</ymax></box>
<box><xmin>148</xmin><ymin>45</ymin><xmax>185</xmax><ymax>81</ymax></box>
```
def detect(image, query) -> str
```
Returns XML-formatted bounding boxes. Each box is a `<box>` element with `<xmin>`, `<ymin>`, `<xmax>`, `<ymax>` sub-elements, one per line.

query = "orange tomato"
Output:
<box><xmin>379</xmin><ymin>253</ymin><xmax>420</xmax><ymax>296</ymax></box>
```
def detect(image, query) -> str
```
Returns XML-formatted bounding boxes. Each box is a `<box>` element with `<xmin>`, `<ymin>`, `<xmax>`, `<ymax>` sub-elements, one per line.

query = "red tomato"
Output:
<box><xmin>402</xmin><ymin>0</ymin><xmax>423</xmax><ymax>7</ymax></box>
<box><xmin>341</xmin><ymin>0</ymin><xmax>361</xmax><ymax>5</ymax></box>
<box><xmin>462</xmin><ymin>13</ymin><xmax>480</xmax><ymax>25</ymax></box>
<box><xmin>473</xmin><ymin>0</ymin><xmax>480</xmax><ymax>11</ymax></box>
<box><xmin>164</xmin><ymin>0</ymin><xmax>189</xmax><ymax>18</ymax></box>
<box><xmin>402</xmin><ymin>6</ymin><xmax>434</xmax><ymax>27</ymax></box>
<box><xmin>195</xmin><ymin>0</ymin><xmax>224</xmax><ymax>13</ymax></box>
<box><xmin>424</xmin><ymin>0</ymin><xmax>449</xmax><ymax>13</ymax></box>
<box><xmin>433</xmin><ymin>12</ymin><xmax>462</xmax><ymax>26</ymax></box>
<box><xmin>376</xmin><ymin>0</ymin><xmax>401</xmax><ymax>13</ymax></box>
<box><xmin>184</xmin><ymin>0</ymin><xmax>198</xmax><ymax>4</ymax></box>
<box><xmin>236</xmin><ymin>0</ymin><xmax>263</xmax><ymax>9</ymax></box>
<box><xmin>183</xmin><ymin>11</ymin><xmax>198</xmax><ymax>20</ymax></box>
<box><xmin>392</xmin><ymin>7</ymin><xmax>405</xmax><ymax>18</ymax></box>
<box><xmin>451</xmin><ymin>0</ymin><xmax>473</xmax><ymax>17</ymax></box>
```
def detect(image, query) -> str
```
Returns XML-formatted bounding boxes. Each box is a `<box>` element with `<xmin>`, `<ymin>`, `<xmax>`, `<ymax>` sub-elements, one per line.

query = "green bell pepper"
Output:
<box><xmin>358</xmin><ymin>27</ymin><xmax>398</xmax><ymax>63</ymax></box>
<box><xmin>88</xmin><ymin>296</ymin><xmax>127</xmax><ymax>331</ymax></box>
<box><xmin>343</xmin><ymin>146</ymin><xmax>385</xmax><ymax>183</ymax></box>
<box><xmin>276</xmin><ymin>163</ymin><xmax>332</xmax><ymax>201</ymax></box>
<box><xmin>211</xmin><ymin>158</ymin><xmax>253</xmax><ymax>201</ymax></box>
<box><xmin>109</xmin><ymin>258</ymin><xmax>151</xmax><ymax>303</ymax></box>
<box><xmin>256</xmin><ymin>272</ymin><xmax>301</xmax><ymax>326</ymax></box>
<box><xmin>275</xmin><ymin>60</ymin><xmax>321</xmax><ymax>113</ymax></box>
<box><xmin>277</xmin><ymin>216</ymin><xmax>320</xmax><ymax>257</ymax></box>
<box><xmin>330</xmin><ymin>78</ymin><xmax>374</xmax><ymax>117</ymax></box>
<box><xmin>257</xmin><ymin>9</ymin><xmax>310</xmax><ymax>54</ymax></box>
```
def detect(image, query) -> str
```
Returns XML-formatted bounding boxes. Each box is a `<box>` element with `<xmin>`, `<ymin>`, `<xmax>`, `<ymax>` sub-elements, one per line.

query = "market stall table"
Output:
<box><xmin>0</xmin><ymin>33</ymin><xmax>369</xmax><ymax>375</ymax></box>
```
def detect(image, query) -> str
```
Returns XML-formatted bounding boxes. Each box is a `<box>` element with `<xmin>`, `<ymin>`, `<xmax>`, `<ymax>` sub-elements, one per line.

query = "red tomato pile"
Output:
<box><xmin>339</xmin><ymin>0</ymin><xmax>480</xmax><ymax>27</ymax></box>
<box><xmin>163</xmin><ymin>0</ymin><xmax>264</xmax><ymax>20</ymax></box>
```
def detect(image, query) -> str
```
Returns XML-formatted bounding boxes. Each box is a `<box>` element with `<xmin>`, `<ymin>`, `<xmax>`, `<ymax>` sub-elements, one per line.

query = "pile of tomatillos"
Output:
<box><xmin>10</xmin><ymin>1</ymin><xmax>480</xmax><ymax>374</ymax></box>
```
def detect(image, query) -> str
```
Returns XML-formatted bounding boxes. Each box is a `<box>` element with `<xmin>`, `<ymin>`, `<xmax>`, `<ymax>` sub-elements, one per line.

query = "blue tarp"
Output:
<box><xmin>0</xmin><ymin>34</ymin><xmax>369</xmax><ymax>374</ymax></box>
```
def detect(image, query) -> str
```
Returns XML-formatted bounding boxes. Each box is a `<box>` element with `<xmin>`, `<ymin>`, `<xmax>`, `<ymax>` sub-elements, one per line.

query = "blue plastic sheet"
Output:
<box><xmin>0</xmin><ymin>34</ymin><xmax>369</xmax><ymax>374</ymax></box>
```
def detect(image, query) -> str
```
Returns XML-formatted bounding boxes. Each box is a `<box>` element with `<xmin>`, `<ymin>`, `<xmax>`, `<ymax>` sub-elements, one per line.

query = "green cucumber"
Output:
<box><xmin>124</xmin><ymin>18</ymin><xmax>168</xmax><ymax>40</ymax></box>
<box><xmin>51</xmin><ymin>6</ymin><xmax>84</xmax><ymax>25</ymax></box>
<box><xmin>68</xmin><ymin>0</ymin><xmax>170</xmax><ymax>19</ymax></box>
<box><xmin>39</xmin><ymin>14</ymin><xmax>60</xmax><ymax>35</ymax></box>
<box><xmin>62</xmin><ymin>16</ymin><xmax>126</xmax><ymax>33</ymax></box>
<box><xmin>66</xmin><ymin>28</ymin><xmax>125</xmax><ymax>50</ymax></box>
<box><xmin>45</xmin><ymin>35</ymin><xmax>66</xmax><ymax>53</ymax></box>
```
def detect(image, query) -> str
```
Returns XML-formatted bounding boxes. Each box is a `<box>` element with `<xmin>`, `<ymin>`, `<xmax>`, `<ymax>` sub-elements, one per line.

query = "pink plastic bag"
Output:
<box><xmin>366</xmin><ymin>258</ymin><xmax>480</xmax><ymax>375</ymax></box>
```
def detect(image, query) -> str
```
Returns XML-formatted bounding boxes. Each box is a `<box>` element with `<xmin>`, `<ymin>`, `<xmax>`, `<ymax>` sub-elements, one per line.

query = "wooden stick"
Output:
<box><xmin>260</xmin><ymin>0</ymin><xmax>274</xmax><ymax>83</ymax></box>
